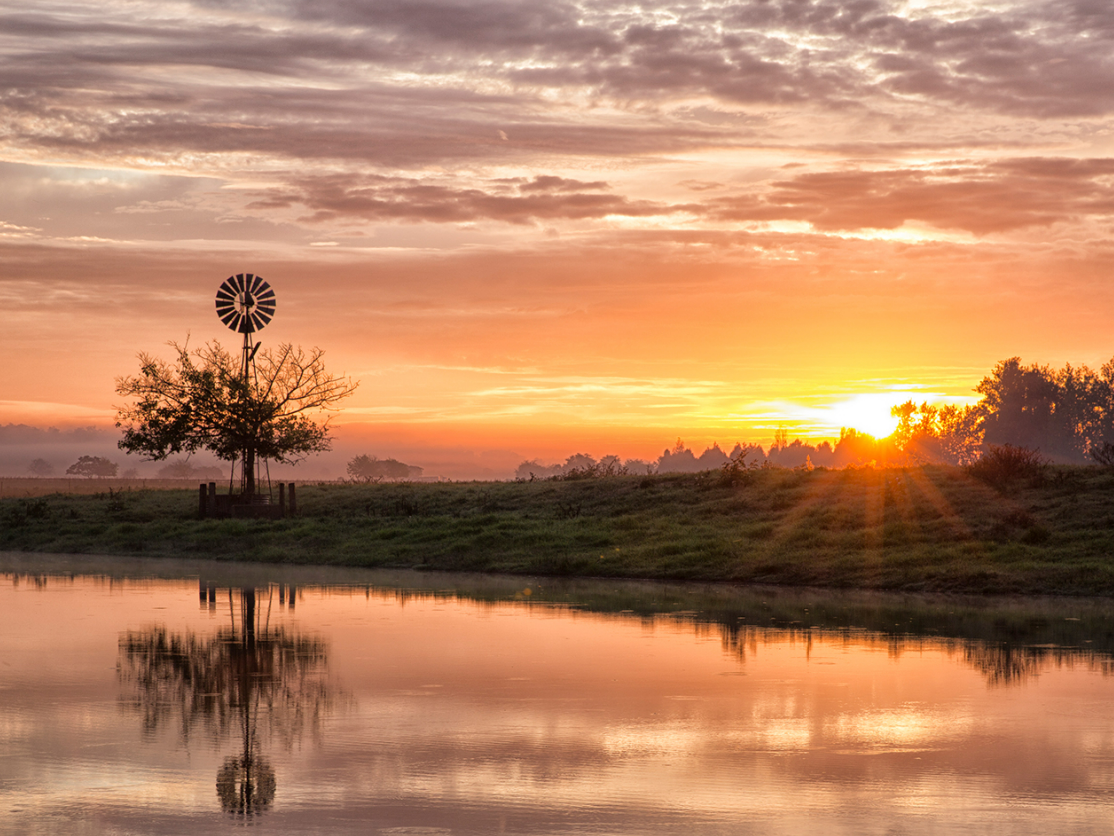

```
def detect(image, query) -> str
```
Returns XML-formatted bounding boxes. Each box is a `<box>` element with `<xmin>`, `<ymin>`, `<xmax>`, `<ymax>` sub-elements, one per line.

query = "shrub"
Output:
<box><xmin>966</xmin><ymin>445</ymin><xmax>1046</xmax><ymax>491</ymax></box>
<box><xmin>718</xmin><ymin>445</ymin><xmax>760</xmax><ymax>487</ymax></box>
<box><xmin>1090</xmin><ymin>441</ymin><xmax>1114</xmax><ymax>468</ymax></box>
<box><xmin>559</xmin><ymin>458</ymin><xmax>627</xmax><ymax>480</ymax></box>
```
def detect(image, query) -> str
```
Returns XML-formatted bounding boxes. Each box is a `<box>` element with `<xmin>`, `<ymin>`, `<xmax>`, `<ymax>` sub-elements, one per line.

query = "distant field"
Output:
<box><xmin>3</xmin><ymin>466</ymin><xmax>1114</xmax><ymax>596</ymax></box>
<box><xmin>0</xmin><ymin>477</ymin><xmax>341</xmax><ymax>498</ymax></box>
<box><xmin>0</xmin><ymin>477</ymin><xmax>215</xmax><ymax>497</ymax></box>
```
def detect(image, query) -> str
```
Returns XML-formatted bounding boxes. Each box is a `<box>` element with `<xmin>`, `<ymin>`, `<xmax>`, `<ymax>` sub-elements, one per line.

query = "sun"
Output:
<box><xmin>820</xmin><ymin>394</ymin><xmax>903</xmax><ymax>439</ymax></box>
<box><xmin>767</xmin><ymin>392</ymin><xmax>908</xmax><ymax>441</ymax></box>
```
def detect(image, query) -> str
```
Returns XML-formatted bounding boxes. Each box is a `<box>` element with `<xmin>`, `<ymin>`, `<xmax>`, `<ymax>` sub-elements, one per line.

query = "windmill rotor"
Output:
<box><xmin>216</xmin><ymin>273</ymin><xmax>276</xmax><ymax>335</ymax></box>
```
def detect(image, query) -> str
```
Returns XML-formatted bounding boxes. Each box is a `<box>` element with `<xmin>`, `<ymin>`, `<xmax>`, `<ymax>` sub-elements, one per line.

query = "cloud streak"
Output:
<box><xmin>708</xmin><ymin>158</ymin><xmax>1114</xmax><ymax>234</ymax></box>
<box><xmin>249</xmin><ymin>174</ymin><xmax>685</xmax><ymax>224</ymax></box>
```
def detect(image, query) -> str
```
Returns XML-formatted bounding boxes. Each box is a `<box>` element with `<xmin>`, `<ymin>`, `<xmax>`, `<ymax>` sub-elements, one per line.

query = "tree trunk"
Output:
<box><xmin>243</xmin><ymin>447</ymin><xmax>256</xmax><ymax>497</ymax></box>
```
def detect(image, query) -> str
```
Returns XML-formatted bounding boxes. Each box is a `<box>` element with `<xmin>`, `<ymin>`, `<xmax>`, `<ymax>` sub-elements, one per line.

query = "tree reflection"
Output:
<box><xmin>118</xmin><ymin>587</ymin><xmax>330</xmax><ymax>819</ymax></box>
<box><xmin>713</xmin><ymin>621</ymin><xmax>1112</xmax><ymax>686</ymax></box>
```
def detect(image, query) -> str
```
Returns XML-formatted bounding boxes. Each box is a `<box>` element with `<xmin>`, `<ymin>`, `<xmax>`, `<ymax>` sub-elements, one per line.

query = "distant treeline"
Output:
<box><xmin>514</xmin><ymin>432</ymin><xmax>877</xmax><ymax>480</ymax></box>
<box><xmin>517</xmin><ymin>356</ymin><xmax>1114</xmax><ymax>477</ymax></box>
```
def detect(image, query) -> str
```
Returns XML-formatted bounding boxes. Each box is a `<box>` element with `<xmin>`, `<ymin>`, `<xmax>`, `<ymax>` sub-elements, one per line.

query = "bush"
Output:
<box><xmin>718</xmin><ymin>445</ymin><xmax>761</xmax><ymax>487</ymax></box>
<box><xmin>558</xmin><ymin>458</ymin><xmax>627</xmax><ymax>480</ymax></box>
<box><xmin>966</xmin><ymin>445</ymin><xmax>1046</xmax><ymax>491</ymax></box>
<box><xmin>1090</xmin><ymin>441</ymin><xmax>1114</xmax><ymax>468</ymax></box>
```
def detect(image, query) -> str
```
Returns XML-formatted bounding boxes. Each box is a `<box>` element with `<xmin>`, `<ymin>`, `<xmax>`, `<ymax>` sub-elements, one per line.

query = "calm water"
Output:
<box><xmin>3</xmin><ymin>555</ymin><xmax>1114</xmax><ymax>835</ymax></box>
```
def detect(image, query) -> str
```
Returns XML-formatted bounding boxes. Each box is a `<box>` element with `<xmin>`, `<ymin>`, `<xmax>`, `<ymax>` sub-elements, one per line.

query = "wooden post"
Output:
<box><xmin>199</xmin><ymin>483</ymin><xmax>208</xmax><ymax>517</ymax></box>
<box><xmin>278</xmin><ymin>482</ymin><xmax>286</xmax><ymax>517</ymax></box>
<box><xmin>288</xmin><ymin>482</ymin><xmax>297</xmax><ymax>515</ymax></box>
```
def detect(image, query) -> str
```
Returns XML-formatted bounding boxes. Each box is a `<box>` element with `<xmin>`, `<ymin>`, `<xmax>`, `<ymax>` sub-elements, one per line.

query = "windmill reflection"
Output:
<box><xmin>118</xmin><ymin>586</ymin><xmax>329</xmax><ymax>819</ymax></box>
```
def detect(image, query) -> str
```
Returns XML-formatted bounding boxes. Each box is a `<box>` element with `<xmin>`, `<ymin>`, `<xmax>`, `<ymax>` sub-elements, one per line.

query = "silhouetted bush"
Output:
<box><xmin>1090</xmin><ymin>441</ymin><xmax>1114</xmax><ymax>468</ymax></box>
<box><xmin>559</xmin><ymin>457</ymin><xmax>627</xmax><ymax>480</ymax></box>
<box><xmin>967</xmin><ymin>444</ymin><xmax>1046</xmax><ymax>491</ymax></box>
<box><xmin>718</xmin><ymin>445</ymin><xmax>761</xmax><ymax>487</ymax></box>
<box><xmin>517</xmin><ymin>454</ymin><xmax>628</xmax><ymax>481</ymax></box>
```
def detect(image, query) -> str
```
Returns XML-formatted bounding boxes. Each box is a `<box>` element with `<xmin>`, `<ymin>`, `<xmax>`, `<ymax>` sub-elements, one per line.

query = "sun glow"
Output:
<box><xmin>789</xmin><ymin>393</ymin><xmax>906</xmax><ymax>439</ymax></box>
<box><xmin>825</xmin><ymin>394</ymin><xmax>905</xmax><ymax>438</ymax></box>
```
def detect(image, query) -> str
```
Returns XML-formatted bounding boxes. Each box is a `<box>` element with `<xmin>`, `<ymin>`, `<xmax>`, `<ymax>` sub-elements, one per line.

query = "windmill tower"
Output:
<box><xmin>215</xmin><ymin>273</ymin><xmax>276</xmax><ymax>495</ymax></box>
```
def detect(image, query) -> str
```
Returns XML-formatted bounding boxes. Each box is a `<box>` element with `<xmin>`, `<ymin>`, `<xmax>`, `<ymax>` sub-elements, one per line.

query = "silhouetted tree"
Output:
<box><xmin>977</xmin><ymin>358</ymin><xmax>1072</xmax><ymax>460</ymax></box>
<box><xmin>829</xmin><ymin>428</ymin><xmax>891</xmax><ymax>467</ymax></box>
<box><xmin>514</xmin><ymin>459</ymin><xmax>564</xmax><ymax>480</ymax></box>
<box><xmin>116</xmin><ymin>341</ymin><xmax>356</xmax><ymax>496</ymax></box>
<box><xmin>66</xmin><ymin>455</ymin><xmax>118</xmax><ymax>478</ymax></box>
<box><xmin>766</xmin><ymin>438</ymin><xmax>817</xmax><ymax>468</ymax></box>
<box><xmin>974</xmin><ymin>357</ymin><xmax>1114</xmax><ymax>463</ymax></box>
<box><xmin>658</xmin><ymin>440</ymin><xmax>702</xmax><ymax>473</ymax></box>
<box><xmin>891</xmin><ymin>401</ymin><xmax>983</xmax><ymax>465</ymax></box>
<box><xmin>157</xmin><ymin>458</ymin><xmax>196</xmax><ymax>479</ymax></box>
<box><xmin>27</xmin><ymin>458</ymin><xmax>54</xmax><ymax>477</ymax></box>
<box><xmin>346</xmin><ymin>454</ymin><xmax>421</xmax><ymax>482</ymax></box>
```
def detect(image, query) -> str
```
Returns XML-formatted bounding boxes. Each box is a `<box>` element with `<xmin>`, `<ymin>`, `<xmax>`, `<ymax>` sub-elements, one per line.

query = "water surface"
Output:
<box><xmin>3</xmin><ymin>554</ymin><xmax>1114</xmax><ymax>834</ymax></box>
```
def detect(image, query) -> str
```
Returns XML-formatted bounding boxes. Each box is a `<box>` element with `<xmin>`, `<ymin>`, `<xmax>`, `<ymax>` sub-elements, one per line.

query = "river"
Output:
<box><xmin>3</xmin><ymin>553</ymin><xmax>1113</xmax><ymax>834</ymax></box>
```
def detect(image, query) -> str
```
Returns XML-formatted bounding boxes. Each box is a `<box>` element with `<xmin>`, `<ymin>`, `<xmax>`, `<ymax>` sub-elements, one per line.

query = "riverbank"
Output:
<box><xmin>2</xmin><ymin>466</ymin><xmax>1114</xmax><ymax>596</ymax></box>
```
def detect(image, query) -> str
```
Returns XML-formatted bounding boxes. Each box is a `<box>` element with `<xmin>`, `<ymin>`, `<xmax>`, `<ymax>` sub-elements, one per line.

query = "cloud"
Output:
<box><xmin>705</xmin><ymin>158</ymin><xmax>1114</xmax><ymax>234</ymax></box>
<box><xmin>248</xmin><ymin>173</ymin><xmax>686</xmax><ymax>224</ymax></box>
<box><xmin>5</xmin><ymin>0</ymin><xmax>1114</xmax><ymax>180</ymax></box>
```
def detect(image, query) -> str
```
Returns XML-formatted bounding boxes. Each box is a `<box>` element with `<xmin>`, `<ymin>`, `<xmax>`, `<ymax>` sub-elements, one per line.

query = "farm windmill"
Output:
<box><xmin>214</xmin><ymin>273</ymin><xmax>277</xmax><ymax>495</ymax></box>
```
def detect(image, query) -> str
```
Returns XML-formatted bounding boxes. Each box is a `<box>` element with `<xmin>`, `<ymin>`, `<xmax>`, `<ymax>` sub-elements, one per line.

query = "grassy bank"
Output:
<box><xmin>3</xmin><ymin>465</ymin><xmax>1114</xmax><ymax>595</ymax></box>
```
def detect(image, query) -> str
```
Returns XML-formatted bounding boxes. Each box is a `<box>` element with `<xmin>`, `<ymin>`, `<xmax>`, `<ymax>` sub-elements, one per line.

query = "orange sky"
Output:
<box><xmin>4</xmin><ymin>0</ymin><xmax>1114</xmax><ymax>477</ymax></box>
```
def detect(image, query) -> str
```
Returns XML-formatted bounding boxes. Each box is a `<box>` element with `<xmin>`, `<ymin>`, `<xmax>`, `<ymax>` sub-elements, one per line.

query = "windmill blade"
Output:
<box><xmin>215</xmin><ymin>273</ymin><xmax>276</xmax><ymax>335</ymax></box>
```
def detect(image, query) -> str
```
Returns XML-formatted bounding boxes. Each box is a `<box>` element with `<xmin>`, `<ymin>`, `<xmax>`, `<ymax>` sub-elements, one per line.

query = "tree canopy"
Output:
<box><xmin>27</xmin><ymin>458</ymin><xmax>54</xmax><ymax>477</ymax></box>
<box><xmin>116</xmin><ymin>341</ymin><xmax>356</xmax><ymax>495</ymax></box>
<box><xmin>346</xmin><ymin>455</ymin><xmax>423</xmax><ymax>483</ymax></box>
<box><xmin>66</xmin><ymin>455</ymin><xmax>118</xmax><ymax>478</ymax></box>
